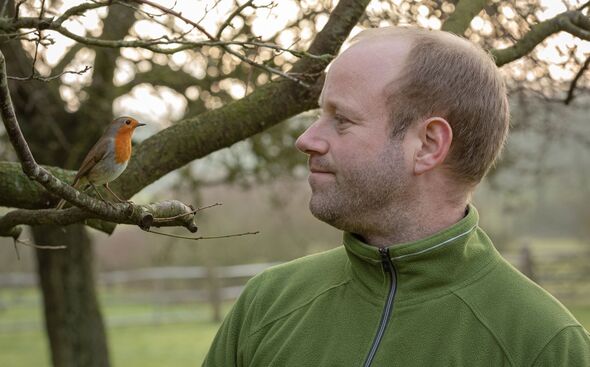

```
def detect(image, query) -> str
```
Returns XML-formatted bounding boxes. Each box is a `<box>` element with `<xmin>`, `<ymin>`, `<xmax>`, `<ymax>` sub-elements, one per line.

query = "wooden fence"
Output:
<box><xmin>0</xmin><ymin>262</ymin><xmax>280</xmax><ymax>326</ymax></box>
<box><xmin>0</xmin><ymin>246</ymin><xmax>588</xmax><ymax>329</ymax></box>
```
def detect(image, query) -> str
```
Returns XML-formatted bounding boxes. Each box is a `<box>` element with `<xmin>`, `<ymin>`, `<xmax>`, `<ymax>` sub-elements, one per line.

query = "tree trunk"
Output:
<box><xmin>34</xmin><ymin>225</ymin><xmax>110</xmax><ymax>367</ymax></box>
<box><xmin>0</xmin><ymin>3</ymin><xmax>138</xmax><ymax>365</ymax></box>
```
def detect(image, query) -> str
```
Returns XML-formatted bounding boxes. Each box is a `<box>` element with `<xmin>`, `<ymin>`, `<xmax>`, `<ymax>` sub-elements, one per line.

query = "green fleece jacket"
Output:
<box><xmin>203</xmin><ymin>207</ymin><xmax>590</xmax><ymax>366</ymax></box>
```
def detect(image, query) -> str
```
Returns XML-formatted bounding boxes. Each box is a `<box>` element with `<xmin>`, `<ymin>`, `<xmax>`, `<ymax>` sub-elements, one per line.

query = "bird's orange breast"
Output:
<box><xmin>114</xmin><ymin>129</ymin><xmax>132</xmax><ymax>163</ymax></box>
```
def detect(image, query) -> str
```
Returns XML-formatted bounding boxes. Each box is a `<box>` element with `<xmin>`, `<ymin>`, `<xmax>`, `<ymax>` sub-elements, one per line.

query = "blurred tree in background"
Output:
<box><xmin>1</xmin><ymin>0</ymin><xmax>590</xmax><ymax>366</ymax></box>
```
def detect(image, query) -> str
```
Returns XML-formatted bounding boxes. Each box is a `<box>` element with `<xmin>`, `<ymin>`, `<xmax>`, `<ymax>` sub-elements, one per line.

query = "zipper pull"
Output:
<box><xmin>379</xmin><ymin>247</ymin><xmax>391</xmax><ymax>272</ymax></box>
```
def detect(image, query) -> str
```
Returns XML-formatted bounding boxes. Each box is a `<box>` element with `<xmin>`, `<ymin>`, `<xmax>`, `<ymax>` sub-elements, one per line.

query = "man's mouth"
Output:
<box><xmin>308</xmin><ymin>157</ymin><xmax>333</xmax><ymax>174</ymax></box>
<box><xmin>310</xmin><ymin>168</ymin><xmax>332</xmax><ymax>174</ymax></box>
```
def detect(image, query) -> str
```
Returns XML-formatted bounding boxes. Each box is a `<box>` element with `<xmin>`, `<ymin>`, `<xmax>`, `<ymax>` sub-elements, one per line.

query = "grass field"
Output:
<box><xmin>0</xmin><ymin>292</ymin><xmax>224</xmax><ymax>367</ymax></box>
<box><xmin>0</xmin><ymin>319</ymin><xmax>220</xmax><ymax>367</ymax></box>
<box><xmin>1</xmin><ymin>289</ymin><xmax>589</xmax><ymax>366</ymax></box>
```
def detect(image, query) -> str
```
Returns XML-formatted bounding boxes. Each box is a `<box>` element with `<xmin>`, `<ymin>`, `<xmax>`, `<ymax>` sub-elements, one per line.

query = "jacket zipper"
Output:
<box><xmin>362</xmin><ymin>247</ymin><xmax>398</xmax><ymax>367</ymax></box>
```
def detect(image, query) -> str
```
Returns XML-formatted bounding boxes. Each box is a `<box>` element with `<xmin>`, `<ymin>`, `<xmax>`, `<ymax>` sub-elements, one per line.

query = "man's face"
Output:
<box><xmin>295</xmin><ymin>39</ymin><xmax>415</xmax><ymax>233</ymax></box>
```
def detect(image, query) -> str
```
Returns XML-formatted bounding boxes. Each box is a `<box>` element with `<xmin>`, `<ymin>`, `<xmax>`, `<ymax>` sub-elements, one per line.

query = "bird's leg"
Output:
<box><xmin>90</xmin><ymin>183</ymin><xmax>115</xmax><ymax>208</ymax></box>
<box><xmin>103</xmin><ymin>182</ymin><xmax>132</xmax><ymax>204</ymax></box>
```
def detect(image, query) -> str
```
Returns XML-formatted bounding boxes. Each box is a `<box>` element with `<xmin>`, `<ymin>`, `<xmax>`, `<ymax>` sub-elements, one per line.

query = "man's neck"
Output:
<box><xmin>358</xmin><ymin>203</ymin><xmax>468</xmax><ymax>248</ymax></box>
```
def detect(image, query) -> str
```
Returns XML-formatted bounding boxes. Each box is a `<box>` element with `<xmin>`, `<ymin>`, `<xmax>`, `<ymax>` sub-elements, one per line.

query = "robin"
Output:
<box><xmin>56</xmin><ymin>116</ymin><xmax>145</xmax><ymax>209</ymax></box>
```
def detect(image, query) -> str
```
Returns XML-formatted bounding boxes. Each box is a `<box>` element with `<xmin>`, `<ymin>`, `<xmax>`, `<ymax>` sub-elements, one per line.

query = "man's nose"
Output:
<box><xmin>295</xmin><ymin>120</ymin><xmax>329</xmax><ymax>155</ymax></box>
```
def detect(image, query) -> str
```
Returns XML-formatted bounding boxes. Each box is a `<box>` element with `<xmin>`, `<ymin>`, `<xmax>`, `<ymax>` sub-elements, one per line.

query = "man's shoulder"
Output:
<box><xmin>248</xmin><ymin>246</ymin><xmax>350</xmax><ymax>297</ymax></box>
<box><xmin>454</xmin><ymin>256</ymin><xmax>586</xmax><ymax>362</ymax></box>
<box><xmin>240</xmin><ymin>246</ymin><xmax>350</xmax><ymax>329</ymax></box>
<box><xmin>261</xmin><ymin>246</ymin><xmax>347</xmax><ymax>281</ymax></box>
<box><xmin>457</xmin><ymin>257</ymin><xmax>580</xmax><ymax>323</ymax></box>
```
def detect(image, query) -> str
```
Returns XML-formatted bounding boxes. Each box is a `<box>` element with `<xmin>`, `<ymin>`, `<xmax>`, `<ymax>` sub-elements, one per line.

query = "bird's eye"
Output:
<box><xmin>125</xmin><ymin>119</ymin><xmax>131</xmax><ymax>125</ymax></box>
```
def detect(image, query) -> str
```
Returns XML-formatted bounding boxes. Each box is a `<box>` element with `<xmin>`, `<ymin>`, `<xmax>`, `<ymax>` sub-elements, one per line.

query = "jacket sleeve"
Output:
<box><xmin>202</xmin><ymin>273</ymin><xmax>264</xmax><ymax>367</ymax></box>
<box><xmin>531</xmin><ymin>325</ymin><xmax>590</xmax><ymax>366</ymax></box>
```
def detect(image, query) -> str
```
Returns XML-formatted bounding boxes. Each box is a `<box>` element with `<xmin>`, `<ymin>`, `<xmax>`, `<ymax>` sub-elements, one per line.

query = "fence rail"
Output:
<box><xmin>0</xmin><ymin>262</ymin><xmax>281</xmax><ymax>288</ymax></box>
<box><xmin>1</xmin><ymin>247</ymin><xmax>588</xmax><ymax>331</ymax></box>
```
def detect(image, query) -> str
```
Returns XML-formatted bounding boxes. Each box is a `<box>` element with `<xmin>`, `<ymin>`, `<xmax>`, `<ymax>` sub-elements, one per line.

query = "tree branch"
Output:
<box><xmin>492</xmin><ymin>10</ymin><xmax>590</xmax><ymax>66</ymax></box>
<box><xmin>120</xmin><ymin>0</ymin><xmax>368</xmax><ymax>197</ymax></box>
<box><xmin>0</xmin><ymin>200</ymin><xmax>198</xmax><ymax>238</ymax></box>
<box><xmin>7</xmin><ymin>65</ymin><xmax>92</xmax><ymax>82</ymax></box>
<box><xmin>0</xmin><ymin>0</ymin><xmax>370</xmax><ymax>225</ymax></box>
<box><xmin>216</xmin><ymin>0</ymin><xmax>254</xmax><ymax>39</ymax></box>
<box><xmin>1</xmin><ymin>15</ymin><xmax>328</xmax><ymax>84</ymax></box>
<box><xmin>53</xmin><ymin>1</ymin><xmax>112</xmax><ymax>27</ymax></box>
<box><xmin>0</xmin><ymin>49</ymin><xmax>196</xmax><ymax>238</ymax></box>
<box><xmin>565</xmin><ymin>55</ymin><xmax>590</xmax><ymax>105</ymax></box>
<box><xmin>441</xmin><ymin>0</ymin><xmax>489</xmax><ymax>35</ymax></box>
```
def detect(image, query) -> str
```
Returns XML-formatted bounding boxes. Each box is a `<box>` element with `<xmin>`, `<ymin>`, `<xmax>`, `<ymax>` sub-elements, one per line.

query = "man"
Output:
<box><xmin>203</xmin><ymin>27</ymin><xmax>590</xmax><ymax>366</ymax></box>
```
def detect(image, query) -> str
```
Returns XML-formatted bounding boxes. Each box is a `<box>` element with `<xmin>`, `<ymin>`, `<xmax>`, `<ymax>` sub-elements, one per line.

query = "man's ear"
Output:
<box><xmin>413</xmin><ymin>117</ymin><xmax>453</xmax><ymax>175</ymax></box>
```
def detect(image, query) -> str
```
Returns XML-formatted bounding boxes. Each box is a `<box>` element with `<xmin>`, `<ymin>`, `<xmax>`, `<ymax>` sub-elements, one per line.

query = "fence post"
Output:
<box><xmin>207</xmin><ymin>264</ymin><xmax>222</xmax><ymax>323</ymax></box>
<box><xmin>520</xmin><ymin>244</ymin><xmax>536</xmax><ymax>283</ymax></box>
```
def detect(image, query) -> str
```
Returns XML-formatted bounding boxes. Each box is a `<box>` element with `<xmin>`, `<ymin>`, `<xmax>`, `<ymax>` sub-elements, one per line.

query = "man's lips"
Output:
<box><xmin>310</xmin><ymin>167</ymin><xmax>333</xmax><ymax>174</ymax></box>
<box><xmin>309</xmin><ymin>168</ymin><xmax>332</xmax><ymax>173</ymax></box>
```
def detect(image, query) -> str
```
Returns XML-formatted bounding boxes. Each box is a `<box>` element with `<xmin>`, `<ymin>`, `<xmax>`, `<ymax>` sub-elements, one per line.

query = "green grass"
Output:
<box><xmin>0</xmin><ymin>328</ymin><xmax>52</xmax><ymax>367</ymax></box>
<box><xmin>109</xmin><ymin>321</ymin><xmax>220</xmax><ymax>367</ymax></box>
<box><xmin>0</xmin><ymin>288</ymin><xmax>228</xmax><ymax>367</ymax></box>
<box><xmin>0</xmin><ymin>320</ymin><xmax>221</xmax><ymax>367</ymax></box>
<box><xmin>1</xmin><ymin>285</ymin><xmax>589</xmax><ymax>366</ymax></box>
<box><xmin>569</xmin><ymin>305</ymin><xmax>590</xmax><ymax>329</ymax></box>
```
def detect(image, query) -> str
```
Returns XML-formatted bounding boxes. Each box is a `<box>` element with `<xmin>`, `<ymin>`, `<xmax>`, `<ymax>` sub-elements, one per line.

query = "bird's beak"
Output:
<box><xmin>137</xmin><ymin>123</ymin><xmax>146</xmax><ymax>127</ymax></box>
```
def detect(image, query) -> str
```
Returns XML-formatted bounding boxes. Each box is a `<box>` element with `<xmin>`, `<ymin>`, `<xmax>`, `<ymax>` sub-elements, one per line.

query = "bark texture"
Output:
<box><xmin>34</xmin><ymin>224</ymin><xmax>110</xmax><ymax>367</ymax></box>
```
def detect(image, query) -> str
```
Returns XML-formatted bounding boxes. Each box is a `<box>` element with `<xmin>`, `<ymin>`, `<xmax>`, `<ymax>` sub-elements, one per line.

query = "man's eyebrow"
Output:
<box><xmin>330</xmin><ymin>99</ymin><xmax>362</xmax><ymax>120</ymax></box>
<box><xmin>318</xmin><ymin>94</ymin><xmax>363</xmax><ymax>120</ymax></box>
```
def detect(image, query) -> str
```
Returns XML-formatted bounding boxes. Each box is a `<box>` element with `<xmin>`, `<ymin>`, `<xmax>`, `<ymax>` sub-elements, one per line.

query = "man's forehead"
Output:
<box><xmin>319</xmin><ymin>38</ymin><xmax>410</xmax><ymax>102</ymax></box>
<box><xmin>331</xmin><ymin>39</ymin><xmax>409</xmax><ymax>81</ymax></box>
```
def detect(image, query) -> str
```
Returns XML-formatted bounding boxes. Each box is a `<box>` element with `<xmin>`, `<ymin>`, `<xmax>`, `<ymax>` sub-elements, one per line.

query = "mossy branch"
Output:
<box><xmin>492</xmin><ymin>10</ymin><xmax>590</xmax><ymax>67</ymax></box>
<box><xmin>441</xmin><ymin>0</ymin><xmax>489</xmax><ymax>35</ymax></box>
<box><xmin>0</xmin><ymin>49</ymin><xmax>197</xmax><ymax>238</ymax></box>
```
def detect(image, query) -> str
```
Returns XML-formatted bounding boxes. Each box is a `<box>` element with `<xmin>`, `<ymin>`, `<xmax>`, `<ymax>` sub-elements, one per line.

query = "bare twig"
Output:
<box><xmin>7</xmin><ymin>65</ymin><xmax>92</xmax><ymax>82</ymax></box>
<box><xmin>16</xmin><ymin>238</ymin><xmax>67</xmax><ymax>250</ymax></box>
<box><xmin>0</xmin><ymin>29</ymin><xmax>38</xmax><ymax>40</ymax></box>
<box><xmin>216</xmin><ymin>0</ymin><xmax>254</xmax><ymax>38</ymax></box>
<box><xmin>197</xmin><ymin>0</ymin><xmax>225</xmax><ymax>25</ymax></box>
<box><xmin>31</xmin><ymin>0</ymin><xmax>47</xmax><ymax>76</ymax></box>
<box><xmin>13</xmin><ymin>239</ymin><xmax>20</xmax><ymax>260</ymax></box>
<box><xmin>9</xmin><ymin>237</ymin><xmax>66</xmax><ymax>260</ymax></box>
<box><xmin>3</xmin><ymin>9</ymin><xmax>328</xmax><ymax>84</ymax></box>
<box><xmin>115</xmin><ymin>0</ymin><xmax>178</xmax><ymax>18</ymax></box>
<box><xmin>144</xmin><ymin>228</ymin><xmax>259</xmax><ymax>241</ymax></box>
<box><xmin>54</xmin><ymin>1</ymin><xmax>112</xmax><ymax>27</ymax></box>
<box><xmin>132</xmin><ymin>0</ymin><xmax>215</xmax><ymax>39</ymax></box>
<box><xmin>565</xmin><ymin>55</ymin><xmax>590</xmax><ymax>104</ymax></box>
<box><xmin>130</xmin><ymin>0</ymin><xmax>310</xmax><ymax>86</ymax></box>
<box><xmin>14</xmin><ymin>0</ymin><xmax>25</xmax><ymax>20</ymax></box>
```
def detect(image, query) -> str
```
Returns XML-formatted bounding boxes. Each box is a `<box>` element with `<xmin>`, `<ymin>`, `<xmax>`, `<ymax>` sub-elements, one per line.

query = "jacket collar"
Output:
<box><xmin>343</xmin><ymin>205</ymin><xmax>501</xmax><ymax>304</ymax></box>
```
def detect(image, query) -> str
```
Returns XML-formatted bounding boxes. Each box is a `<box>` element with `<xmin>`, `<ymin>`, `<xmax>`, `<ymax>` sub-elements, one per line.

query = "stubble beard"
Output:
<box><xmin>308</xmin><ymin>142</ymin><xmax>412</xmax><ymax>235</ymax></box>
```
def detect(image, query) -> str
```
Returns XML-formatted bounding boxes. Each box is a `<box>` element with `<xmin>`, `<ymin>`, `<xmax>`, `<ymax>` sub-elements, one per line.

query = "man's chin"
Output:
<box><xmin>309</xmin><ymin>199</ymin><xmax>345</xmax><ymax>229</ymax></box>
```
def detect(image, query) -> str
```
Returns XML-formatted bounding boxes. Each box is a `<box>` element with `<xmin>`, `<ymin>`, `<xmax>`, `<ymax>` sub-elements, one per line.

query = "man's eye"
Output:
<box><xmin>334</xmin><ymin>115</ymin><xmax>351</xmax><ymax>125</ymax></box>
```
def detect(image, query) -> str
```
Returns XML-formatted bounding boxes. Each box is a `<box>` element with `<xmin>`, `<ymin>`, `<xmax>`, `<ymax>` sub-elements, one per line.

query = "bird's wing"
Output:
<box><xmin>73</xmin><ymin>138</ymin><xmax>109</xmax><ymax>186</ymax></box>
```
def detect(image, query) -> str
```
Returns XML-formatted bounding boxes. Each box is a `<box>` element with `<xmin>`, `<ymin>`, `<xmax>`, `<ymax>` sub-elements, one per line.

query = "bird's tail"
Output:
<box><xmin>55</xmin><ymin>179</ymin><xmax>81</xmax><ymax>209</ymax></box>
<box><xmin>55</xmin><ymin>198</ymin><xmax>67</xmax><ymax>210</ymax></box>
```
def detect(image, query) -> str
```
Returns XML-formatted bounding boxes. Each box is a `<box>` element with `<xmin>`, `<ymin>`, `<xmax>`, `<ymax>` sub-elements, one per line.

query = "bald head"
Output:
<box><xmin>319</xmin><ymin>37</ymin><xmax>412</xmax><ymax>129</ymax></box>
<box><xmin>342</xmin><ymin>27</ymin><xmax>509</xmax><ymax>187</ymax></box>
